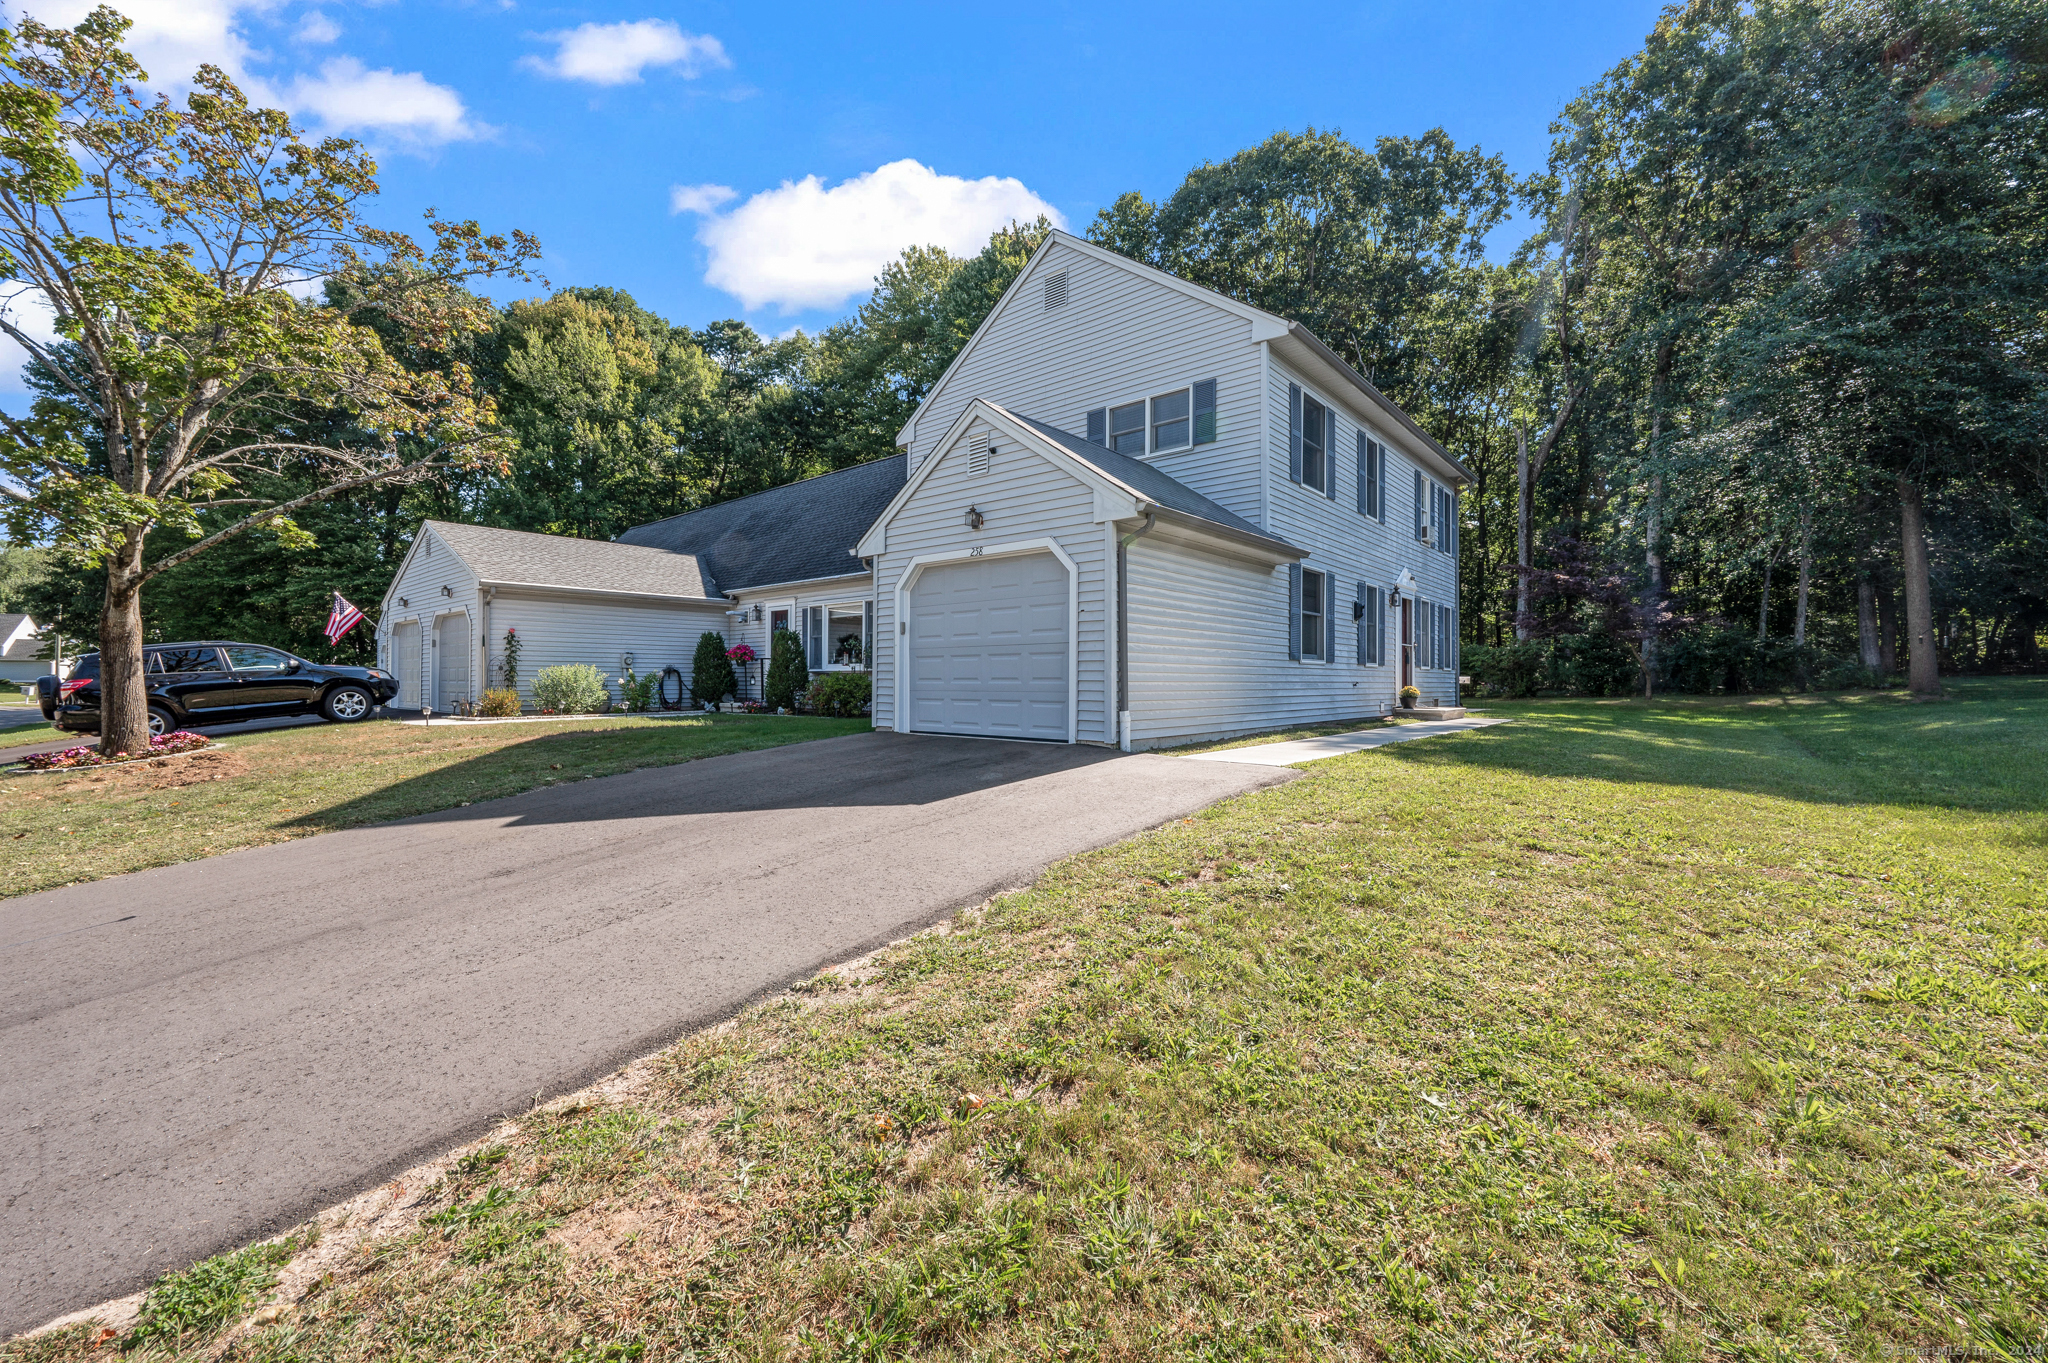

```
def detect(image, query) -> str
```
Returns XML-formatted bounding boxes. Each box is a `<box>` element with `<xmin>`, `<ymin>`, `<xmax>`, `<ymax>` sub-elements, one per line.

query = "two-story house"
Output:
<box><xmin>378</xmin><ymin>230</ymin><xmax>1467</xmax><ymax>748</ymax></box>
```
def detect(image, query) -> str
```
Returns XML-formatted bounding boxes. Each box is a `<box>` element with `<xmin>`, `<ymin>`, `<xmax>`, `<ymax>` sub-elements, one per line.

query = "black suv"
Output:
<box><xmin>42</xmin><ymin>642</ymin><xmax>402</xmax><ymax>737</ymax></box>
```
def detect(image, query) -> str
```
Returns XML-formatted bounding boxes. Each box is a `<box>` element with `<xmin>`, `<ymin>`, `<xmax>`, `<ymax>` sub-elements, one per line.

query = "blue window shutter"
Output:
<box><xmin>1448</xmin><ymin>487</ymin><xmax>1459</xmax><ymax>557</ymax></box>
<box><xmin>1355</xmin><ymin>580</ymin><xmax>1368</xmax><ymax>664</ymax></box>
<box><xmin>1375</xmin><ymin>443</ymin><xmax>1387</xmax><ymax>522</ymax></box>
<box><xmin>1086</xmin><ymin>408</ymin><xmax>1106</xmax><ymax>446</ymax></box>
<box><xmin>806</xmin><ymin>606</ymin><xmax>822</xmax><ymax>668</ymax></box>
<box><xmin>1287</xmin><ymin>564</ymin><xmax>1302</xmax><ymax>660</ymax></box>
<box><xmin>1192</xmin><ymin>379</ymin><xmax>1217</xmax><ymax>444</ymax></box>
<box><xmin>1375</xmin><ymin>592</ymin><xmax>1385</xmax><ymax>665</ymax></box>
<box><xmin>1324</xmin><ymin>410</ymin><xmax>1339</xmax><ymax>501</ymax></box>
<box><xmin>1413</xmin><ymin>468</ymin><xmax>1424</xmax><ymax>540</ymax></box>
<box><xmin>1355</xmin><ymin>433</ymin><xmax>1369</xmax><ymax>517</ymax></box>
<box><xmin>1287</xmin><ymin>383</ymin><xmax>1302</xmax><ymax>484</ymax></box>
<box><xmin>864</xmin><ymin>600</ymin><xmax>873</xmax><ymax>664</ymax></box>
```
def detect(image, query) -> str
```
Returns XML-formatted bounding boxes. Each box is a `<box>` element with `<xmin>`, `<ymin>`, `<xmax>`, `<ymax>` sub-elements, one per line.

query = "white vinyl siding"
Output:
<box><xmin>1261</xmin><ymin>356</ymin><xmax>1458</xmax><ymax>711</ymax></box>
<box><xmin>722</xmin><ymin>577</ymin><xmax>878</xmax><ymax>695</ymax></box>
<box><xmin>873</xmin><ymin>417</ymin><xmax>1112</xmax><ymax>743</ymax></box>
<box><xmin>481</xmin><ymin>590</ymin><xmax>728</xmax><ymax>709</ymax></box>
<box><xmin>903</xmin><ymin>240</ymin><xmax>1268</xmax><ymax>525</ymax></box>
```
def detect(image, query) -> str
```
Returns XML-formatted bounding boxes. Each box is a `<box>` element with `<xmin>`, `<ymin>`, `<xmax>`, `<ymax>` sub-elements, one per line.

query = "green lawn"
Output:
<box><xmin>12</xmin><ymin>681</ymin><xmax>2047</xmax><ymax>1361</ymax></box>
<box><xmin>0</xmin><ymin>713</ymin><xmax>867</xmax><ymax>900</ymax></box>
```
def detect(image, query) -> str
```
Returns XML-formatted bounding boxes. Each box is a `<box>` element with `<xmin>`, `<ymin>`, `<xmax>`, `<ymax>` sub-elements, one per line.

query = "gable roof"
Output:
<box><xmin>0</xmin><ymin>613</ymin><xmax>32</xmax><ymax>642</ymax></box>
<box><xmin>0</xmin><ymin>613</ymin><xmax>44</xmax><ymax>660</ymax></box>
<box><xmin>900</xmin><ymin>228</ymin><xmax>1473</xmax><ymax>486</ymax></box>
<box><xmin>1011</xmin><ymin>415</ymin><xmax>1277</xmax><ymax>543</ymax></box>
<box><xmin>616</xmin><ymin>458</ymin><xmax>905</xmax><ymax>592</ymax></box>
<box><xmin>424</xmin><ymin>521</ymin><xmax>720</xmax><ymax>600</ymax></box>
<box><xmin>861</xmin><ymin>399</ymin><xmax>1303</xmax><ymax>564</ymax></box>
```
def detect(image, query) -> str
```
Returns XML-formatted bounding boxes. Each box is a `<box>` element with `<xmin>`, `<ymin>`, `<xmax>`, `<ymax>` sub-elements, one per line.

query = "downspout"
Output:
<box><xmin>480</xmin><ymin>586</ymin><xmax>494</xmax><ymax>695</ymax></box>
<box><xmin>1116</xmin><ymin>510</ymin><xmax>1158</xmax><ymax>752</ymax></box>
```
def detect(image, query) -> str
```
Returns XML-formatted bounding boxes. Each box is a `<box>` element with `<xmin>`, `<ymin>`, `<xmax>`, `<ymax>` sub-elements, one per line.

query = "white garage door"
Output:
<box><xmin>390</xmin><ymin>621</ymin><xmax>420</xmax><ymax>711</ymax></box>
<box><xmin>908</xmin><ymin>552</ymin><xmax>1069</xmax><ymax>740</ymax></box>
<box><xmin>434</xmin><ymin>613</ymin><xmax>470</xmax><ymax>710</ymax></box>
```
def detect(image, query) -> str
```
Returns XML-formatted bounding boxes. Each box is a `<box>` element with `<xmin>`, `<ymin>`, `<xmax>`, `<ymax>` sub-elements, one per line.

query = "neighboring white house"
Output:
<box><xmin>0</xmin><ymin>613</ymin><xmax>59</xmax><ymax>686</ymax></box>
<box><xmin>379</xmin><ymin>229</ymin><xmax>1469</xmax><ymax>746</ymax></box>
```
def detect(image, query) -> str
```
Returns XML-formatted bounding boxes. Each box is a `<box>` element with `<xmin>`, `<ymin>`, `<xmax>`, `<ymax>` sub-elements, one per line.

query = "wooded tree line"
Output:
<box><xmin>5</xmin><ymin>0</ymin><xmax>2041</xmax><ymax>713</ymax></box>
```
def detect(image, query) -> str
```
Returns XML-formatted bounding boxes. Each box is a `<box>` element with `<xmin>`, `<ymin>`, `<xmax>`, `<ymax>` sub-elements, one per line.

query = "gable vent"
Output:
<box><xmin>968</xmin><ymin>434</ymin><xmax>991</xmax><ymax>475</ymax></box>
<box><xmin>1042</xmin><ymin>269</ymin><xmax>1069</xmax><ymax>310</ymax></box>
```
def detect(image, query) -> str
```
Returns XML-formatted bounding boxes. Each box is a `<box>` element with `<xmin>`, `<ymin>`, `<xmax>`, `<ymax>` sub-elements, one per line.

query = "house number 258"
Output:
<box><xmin>967</xmin><ymin>546</ymin><xmax>984</xmax><ymax>557</ymax></box>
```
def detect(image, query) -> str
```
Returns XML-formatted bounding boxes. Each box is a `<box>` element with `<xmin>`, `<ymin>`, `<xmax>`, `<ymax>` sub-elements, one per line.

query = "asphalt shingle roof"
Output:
<box><xmin>615</xmin><ymin>458</ymin><xmax>906</xmax><ymax>592</ymax></box>
<box><xmin>1008</xmin><ymin>411</ymin><xmax>1297</xmax><ymax>549</ymax></box>
<box><xmin>424</xmin><ymin>521</ymin><xmax>719</xmax><ymax>598</ymax></box>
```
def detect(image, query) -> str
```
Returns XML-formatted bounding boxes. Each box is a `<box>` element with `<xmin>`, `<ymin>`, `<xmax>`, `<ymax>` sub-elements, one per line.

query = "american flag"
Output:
<box><xmin>324</xmin><ymin>593</ymin><xmax>366</xmax><ymax>645</ymax></box>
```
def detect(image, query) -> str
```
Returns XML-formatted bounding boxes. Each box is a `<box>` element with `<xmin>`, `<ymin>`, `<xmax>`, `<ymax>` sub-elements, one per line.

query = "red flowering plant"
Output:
<box><xmin>22</xmin><ymin>731</ymin><xmax>212</xmax><ymax>771</ymax></box>
<box><xmin>725</xmin><ymin>644</ymin><xmax>757</xmax><ymax>664</ymax></box>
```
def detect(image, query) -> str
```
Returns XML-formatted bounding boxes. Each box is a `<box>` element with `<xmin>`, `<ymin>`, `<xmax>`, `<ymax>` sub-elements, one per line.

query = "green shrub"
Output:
<box><xmin>479</xmin><ymin>688</ymin><xmax>521</xmax><ymax>717</ymax></box>
<box><xmin>499</xmin><ymin>627</ymin><xmax>522</xmax><ymax>690</ymax></box>
<box><xmin>807</xmin><ymin>670</ymin><xmax>872</xmax><ymax>718</ymax></box>
<box><xmin>533</xmin><ymin>663</ymin><xmax>608</xmax><ymax>713</ymax></box>
<box><xmin>766</xmin><ymin>627</ymin><xmax>809</xmax><ymax>710</ymax></box>
<box><xmin>620</xmin><ymin>671</ymin><xmax>657</xmax><ymax>712</ymax></box>
<box><xmin>692</xmin><ymin>632</ymin><xmax>736</xmax><ymax>706</ymax></box>
<box><xmin>1463</xmin><ymin>640</ymin><xmax>1548</xmax><ymax>697</ymax></box>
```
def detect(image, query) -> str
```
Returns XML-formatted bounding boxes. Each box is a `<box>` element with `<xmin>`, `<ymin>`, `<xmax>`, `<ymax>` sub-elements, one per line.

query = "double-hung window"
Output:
<box><xmin>1356</xmin><ymin>434</ymin><xmax>1385</xmax><ymax>521</ymax></box>
<box><xmin>1357</xmin><ymin>585</ymin><xmax>1383</xmax><ymax>665</ymax></box>
<box><xmin>1150</xmin><ymin>389</ymin><xmax>1190</xmax><ymax>451</ymax></box>
<box><xmin>1301</xmin><ymin>392</ymin><xmax>1328</xmax><ymax>494</ymax></box>
<box><xmin>1107</xmin><ymin>401</ymin><xmax>1146</xmax><ymax>455</ymax></box>
<box><xmin>1301</xmin><ymin>569</ymin><xmax>1326</xmax><ymax>661</ymax></box>
<box><xmin>1088</xmin><ymin>381</ymin><xmax>1218</xmax><ymax>455</ymax></box>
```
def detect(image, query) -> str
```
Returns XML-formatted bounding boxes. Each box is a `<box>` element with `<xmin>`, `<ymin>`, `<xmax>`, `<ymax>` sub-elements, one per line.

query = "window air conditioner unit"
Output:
<box><xmin>1418</xmin><ymin>524</ymin><xmax>1434</xmax><ymax>546</ymax></box>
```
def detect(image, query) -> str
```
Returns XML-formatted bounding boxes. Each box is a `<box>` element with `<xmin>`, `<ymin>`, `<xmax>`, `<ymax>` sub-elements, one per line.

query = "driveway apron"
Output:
<box><xmin>0</xmin><ymin>731</ymin><xmax>1291</xmax><ymax>1336</ymax></box>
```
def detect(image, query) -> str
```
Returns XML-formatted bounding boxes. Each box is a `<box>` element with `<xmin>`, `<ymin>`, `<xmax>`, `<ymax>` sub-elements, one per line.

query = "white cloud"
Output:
<box><xmin>668</xmin><ymin>182</ymin><xmax>737</xmax><ymax>215</ymax></box>
<box><xmin>287</xmin><ymin>58</ymin><xmax>487</xmax><ymax>145</ymax></box>
<box><xmin>294</xmin><ymin>10</ymin><xmax>340</xmax><ymax>44</ymax></box>
<box><xmin>679</xmin><ymin>159</ymin><xmax>1064</xmax><ymax>313</ymax></box>
<box><xmin>21</xmin><ymin>0</ymin><xmax>480</xmax><ymax>148</ymax></box>
<box><xmin>520</xmin><ymin>20</ymin><xmax>730</xmax><ymax>86</ymax></box>
<box><xmin>22</xmin><ymin>0</ymin><xmax>265</xmax><ymax>89</ymax></box>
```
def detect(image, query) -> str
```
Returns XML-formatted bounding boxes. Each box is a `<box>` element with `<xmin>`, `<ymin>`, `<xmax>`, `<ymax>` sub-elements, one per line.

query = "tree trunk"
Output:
<box><xmin>1793</xmin><ymin>508</ymin><xmax>1812</xmax><ymax>647</ymax></box>
<box><xmin>1640</xmin><ymin>345</ymin><xmax>1673</xmax><ymax>700</ymax></box>
<box><xmin>1515</xmin><ymin>428</ymin><xmax>1531</xmax><ymax>642</ymax></box>
<box><xmin>1758</xmin><ymin>559</ymin><xmax>1772</xmax><ymax>643</ymax></box>
<box><xmin>1879</xmin><ymin>584</ymin><xmax>1899</xmax><ymax>673</ymax></box>
<box><xmin>1855</xmin><ymin>491</ymin><xmax>1880</xmax><ymax>668</ymax></box>
<box><xmin>98</xmin><ymin>531</ymin><xmax>153</xmax><ymax>756</ymax></box>
<box><xmin>1898</xmin><ymin>473</ymin><xmax>1940</xmax><ymax>697</ymax></box>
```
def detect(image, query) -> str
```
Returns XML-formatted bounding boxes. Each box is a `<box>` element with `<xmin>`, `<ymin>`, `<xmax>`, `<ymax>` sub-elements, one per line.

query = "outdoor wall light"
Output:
<box><xmin>1353</xmin><ymin>600</ymin><xmax>1365</xmax><ymax>621</ymax></box>
<box><xmin>966</xmin><ymin>506</ymin><xmax>985</xmax><ymax>530</ymax></box>
<box><xmin>753</xmin><ymin>603</ymin><xmax>763</xmax><ymax>621</ymax></box>
<box><xmin>441</xmin><ymin>584</ymin><xmax>453</xmax><ymax>597</ymax></box>
<box><xmin>397</xmin><ymin>597</ymin><xmax>408</xmax><ymax>607</ymax></box>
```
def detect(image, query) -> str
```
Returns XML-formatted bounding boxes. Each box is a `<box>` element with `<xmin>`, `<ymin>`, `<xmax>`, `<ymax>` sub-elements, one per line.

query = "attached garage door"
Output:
<box><xmin>434</xmin><ymin>613</ymin><xmax>470</xmax><ymax>710</ymax></box>
<box><xmin>908</xmin><ymin>552</ymin><xmax>1069</xmax><ymax>740</ymax></box>
<box><xmin>390</xmin><ymin>621</ymin><xmax>420</xmax><ymax>711</ymax></box>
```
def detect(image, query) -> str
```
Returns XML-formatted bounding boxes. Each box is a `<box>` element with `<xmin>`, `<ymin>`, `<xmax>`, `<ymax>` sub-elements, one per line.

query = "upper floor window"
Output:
<box><xmin>1357</xmin><ymin>434</ymin><xmax>1386</xmax><ymax>522</ymax></box>
<box><xmin>1086</xmin><ymin>379</ymin><xmax>1219</xmax><ymax>457</ymax></box>
<box><xmin>1108</xmin><ymin>401</ymin><xmax>1145</xmax><ymax>455</ymax></box>
<box><xmin>1151</xmin><ymin>389</ymin><xmax>1190</xmax><ymax>451</ymax></box>
<box><xmin>1301</xmin><ymin>393</ymin><xmax>1328</xmax><ymax>493</ymax></box>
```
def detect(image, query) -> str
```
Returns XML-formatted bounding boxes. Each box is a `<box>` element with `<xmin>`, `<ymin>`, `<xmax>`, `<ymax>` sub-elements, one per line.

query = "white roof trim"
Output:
<box><xmin>725</xmin><ymin>569</ymin><xmax>873</xmax><ymax>597</ymax></box>
<box><xmin>476</xmin><ymin>578</ymin><xmax>724</xmax><ymax>605</ymax></box>
<box><xmin>895</xmin><ymin>229</ymin><xmax>1283</xmax><ymax>450</ymax></box>
<box><xmin>863</xmin><ymin>400</ymin><xmax>1137</xmax><ymax>556</ymax></box>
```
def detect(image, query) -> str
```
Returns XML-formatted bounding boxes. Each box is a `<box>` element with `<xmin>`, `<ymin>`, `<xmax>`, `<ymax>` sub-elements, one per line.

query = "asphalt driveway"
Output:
<box><xmin>1</xmin><ymin>732</ymin><xmax>1292</xmax><ymax>1336</ymax></box>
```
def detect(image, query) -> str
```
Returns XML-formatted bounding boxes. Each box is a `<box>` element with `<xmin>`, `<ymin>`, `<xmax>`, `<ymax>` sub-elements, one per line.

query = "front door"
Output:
<box><xmin>1400</xmin><ymin>599</ymin><xmax>1414</xmax><ymax>689</ymax></box>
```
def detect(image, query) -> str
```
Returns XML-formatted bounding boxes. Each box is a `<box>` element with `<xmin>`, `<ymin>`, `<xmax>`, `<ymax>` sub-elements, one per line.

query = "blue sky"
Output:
<box><xmin>3</xmin><ymin>0</ymin><xmax>1667</xmax><ymax>398</ymax></box>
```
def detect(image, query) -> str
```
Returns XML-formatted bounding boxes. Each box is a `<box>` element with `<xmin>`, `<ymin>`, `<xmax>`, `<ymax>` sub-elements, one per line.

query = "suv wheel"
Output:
<box><xmin>323</xmin><ymin>685</ymin><xmax>373</xmax><ymax>723</ymax></box>
<box><xmin>147</xmin><ymin>706</ymin><xmax>175</xmax><ymax>738</ymax></box>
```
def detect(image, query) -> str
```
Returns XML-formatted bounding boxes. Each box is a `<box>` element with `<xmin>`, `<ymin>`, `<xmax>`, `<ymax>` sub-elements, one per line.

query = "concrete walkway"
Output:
<box><xmin>1182</xmin><ymin>715</ymin><xmax>1510</xmax><ymax>766</ymax></box>
<box><xmin>1</xmin><ymin>732</ymin><xmax>1291</xmax><ymax>1337</ymax></box>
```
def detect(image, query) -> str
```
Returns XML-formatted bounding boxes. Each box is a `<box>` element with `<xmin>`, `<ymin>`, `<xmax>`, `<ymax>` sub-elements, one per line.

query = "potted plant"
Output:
<box><xmin>1399</xmin><ymin>685</ymin><xmax>1421</xmax><ymax>710</ymax></box>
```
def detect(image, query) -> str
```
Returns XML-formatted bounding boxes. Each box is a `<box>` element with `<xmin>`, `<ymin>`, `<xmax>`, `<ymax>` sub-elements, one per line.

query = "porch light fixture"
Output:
<box><xmin>753</xmin><ymin>604</ymin><xmax>762</xmax><ymax>622</ymax></box>
<box><xmin>397</xmin><ymin>597</ymin><xmax>408</xmax><ymax>608</ymax></box>
<box><xmin>441</xmin><ymin>585</ymin><xmax>453</xmax><ymax>597</ymax></box>
<box><xmin>966</xmin><ymin>506</ymin><xmax>985</xmax><ymax>530</ymax></box>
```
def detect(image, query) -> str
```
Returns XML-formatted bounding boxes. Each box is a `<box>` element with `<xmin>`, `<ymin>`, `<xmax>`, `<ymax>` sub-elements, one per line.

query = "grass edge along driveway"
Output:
<box><xmin>13</xmin><ymin>681</ymin><xmax>2048</xmax><ymax>1361</ymax></box>
<box><xmin>0</xmin><ymin>714</ymin><xmax>869</xmax><ymax>900</ymax></box>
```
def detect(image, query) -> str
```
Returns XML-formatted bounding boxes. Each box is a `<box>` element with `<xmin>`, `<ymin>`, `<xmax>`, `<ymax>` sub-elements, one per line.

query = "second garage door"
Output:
<box><xmin>908</xmin><ymin>552</ymin><xmax>1069</xmax><ymax>740</ymax></box>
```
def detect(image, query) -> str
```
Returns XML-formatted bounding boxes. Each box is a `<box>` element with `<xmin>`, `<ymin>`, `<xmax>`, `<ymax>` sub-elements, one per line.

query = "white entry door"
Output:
<box><xmin>434</xmin><ymin>613</ymin><xmax>470</xmax><ymax>710</ymax></box>
<box><xmin>391</xmin><ymin>621</ymin><xmax>420</xmax><ymax>710</ymax></box>
<box><xmin>908</xmin><ymin>552</ymin><xmax>1069</xmax><ymax>740</ymax></box>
